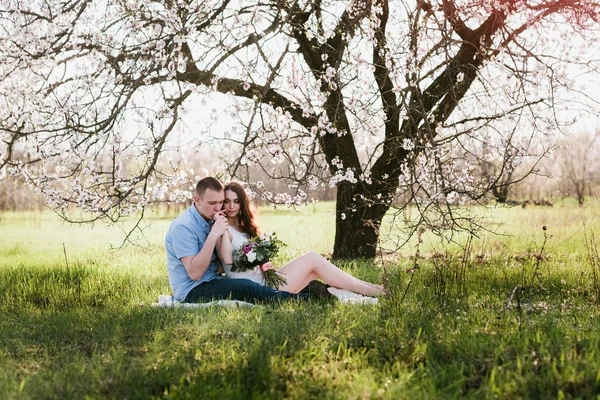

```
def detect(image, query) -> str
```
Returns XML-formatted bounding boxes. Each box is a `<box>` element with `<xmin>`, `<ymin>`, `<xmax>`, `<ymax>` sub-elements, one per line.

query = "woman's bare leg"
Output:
<box><xmin>280</xmin><ymin>271</ymin><xmax>319</xmax><ymax>294</ymax></box>
<box><xmin>277</xmin><ymin>251</ymin><xmax>384</xmax><ymax>296</ymax></box>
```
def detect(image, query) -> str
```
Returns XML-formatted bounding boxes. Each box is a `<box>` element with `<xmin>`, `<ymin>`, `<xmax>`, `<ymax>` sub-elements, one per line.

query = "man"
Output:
<box><xmin>165</xmin><ymin>176</ymin><xmax>313</xmax><ymax>303</ymax></box>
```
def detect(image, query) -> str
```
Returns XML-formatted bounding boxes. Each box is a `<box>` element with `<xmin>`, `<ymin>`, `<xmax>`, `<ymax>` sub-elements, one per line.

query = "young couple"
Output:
<box><xmin>165</xmin><ymin>177</ymin><xmax>384</xmax><ymax>304</ymax></box>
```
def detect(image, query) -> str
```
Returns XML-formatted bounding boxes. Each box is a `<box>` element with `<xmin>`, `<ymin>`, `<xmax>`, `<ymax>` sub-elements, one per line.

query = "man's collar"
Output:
<box><xmin>193</xmin><ymin>202</ymin><xmax>213</xmax><ymax>221</ymax></box>
<box><xmin>190</xmin><ymin>204</ymin><xmax>211</xmax><ymax>229</ymax></box>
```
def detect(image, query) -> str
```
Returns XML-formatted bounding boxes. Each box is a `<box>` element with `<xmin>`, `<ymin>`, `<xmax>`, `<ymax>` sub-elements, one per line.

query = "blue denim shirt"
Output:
<box><xmin>165</xmin><ymin>205</ymin><xmax>220</xmax><ymax>301</ymax></box>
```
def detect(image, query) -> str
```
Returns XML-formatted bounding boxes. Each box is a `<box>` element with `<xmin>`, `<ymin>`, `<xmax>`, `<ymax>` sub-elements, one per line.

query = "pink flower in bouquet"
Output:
<box><xmin>242</xmin><ymin>243</ymin><xmax>252</xmax><ymax>254</ymax></box>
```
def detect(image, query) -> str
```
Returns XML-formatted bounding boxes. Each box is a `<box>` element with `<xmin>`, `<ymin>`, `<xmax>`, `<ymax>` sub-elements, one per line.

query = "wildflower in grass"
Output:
<box><xmin>232</xmin><ymin>232</ymin><xmax>287</xmax><ymax>289</ymax></box>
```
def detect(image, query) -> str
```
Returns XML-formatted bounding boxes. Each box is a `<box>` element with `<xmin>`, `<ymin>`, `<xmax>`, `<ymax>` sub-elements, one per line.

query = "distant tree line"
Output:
<box><xmin>2</xmin><ymin>131</ymin><xmax>598</xmax><ymax>212</ymax></box>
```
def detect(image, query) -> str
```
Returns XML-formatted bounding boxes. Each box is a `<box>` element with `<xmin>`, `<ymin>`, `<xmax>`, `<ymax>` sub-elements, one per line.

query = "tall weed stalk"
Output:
<box><xmin>428</xmin><ymin>235</ymin><xmax>473</xmax><ymax>306</ymax></box>
<box><xmin>584</xmin><ymin>226</ymin><xmax>600</xmax><ymax>301</ymax></box>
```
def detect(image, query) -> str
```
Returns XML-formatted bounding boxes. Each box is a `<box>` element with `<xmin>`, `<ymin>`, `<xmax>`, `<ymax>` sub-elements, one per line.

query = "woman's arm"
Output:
<box><xmin>216</xmin><ymin>229</ymin><xmax>234</xmax><ymax>265</ymax></box>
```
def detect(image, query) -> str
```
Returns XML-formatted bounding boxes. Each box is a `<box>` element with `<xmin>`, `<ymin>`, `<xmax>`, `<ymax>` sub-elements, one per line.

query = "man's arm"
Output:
<box><xmin>180</xmin><ymin>212</ymin><xmax>228</xmax><ymax>281</ymax></box>
<box><xmin>180</xmin><ymin>232</ymin><xmax>221</xmax><ymax>281</ymax></box>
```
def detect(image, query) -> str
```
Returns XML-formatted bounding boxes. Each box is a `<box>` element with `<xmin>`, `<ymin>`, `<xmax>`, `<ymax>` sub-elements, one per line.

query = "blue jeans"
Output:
<box><xmin>184</xmin><ymin>277</ymin><xmax>310</xmax><ymax>304</ymax></box>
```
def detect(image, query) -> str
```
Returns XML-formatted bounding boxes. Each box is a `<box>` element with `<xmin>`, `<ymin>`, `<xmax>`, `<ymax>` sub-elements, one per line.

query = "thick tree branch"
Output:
<box><xmin>177</xmin><ymin>64</ymin><xmax>317</xmax><ymax>129</ymax></box>
<box><xmin>441</xmin><ymin>0</ymin><xmax>473</xmax><ymax>40</ymax></box>
<box><xmin>282</xmin><ymin>1</ymin><xmax>366</xmax><ymax>173</ymax></box>
<box><xmin>372</xmin><ymin>0</ymin><xmax>398</xmax><ymax>140</ymax></box>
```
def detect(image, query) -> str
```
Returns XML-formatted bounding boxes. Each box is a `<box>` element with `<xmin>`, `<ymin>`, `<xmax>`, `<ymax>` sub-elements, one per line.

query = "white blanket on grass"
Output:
<box><xmin>152</xmin><ymin>288</ymin><xmax>378</xmax><ymax>308</ymax></box>
<box><xmin>152</xmin><ymin>295</ymin><xmax>256</xmax><ymax>308</ymax></box>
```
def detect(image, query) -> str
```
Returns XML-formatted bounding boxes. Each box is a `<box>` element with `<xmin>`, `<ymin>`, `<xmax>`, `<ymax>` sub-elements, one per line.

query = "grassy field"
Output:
<box><xmin>1</xmin><ymin>201</ymin><xmax>600</xmax><ymax>399</ymax></box>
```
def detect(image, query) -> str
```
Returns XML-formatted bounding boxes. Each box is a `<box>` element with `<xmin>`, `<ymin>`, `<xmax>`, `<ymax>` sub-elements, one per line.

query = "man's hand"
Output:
<box><xmin>210</xmin><ymin>211</ymin><xmax>228</xmax><ymax>237</ymax></box>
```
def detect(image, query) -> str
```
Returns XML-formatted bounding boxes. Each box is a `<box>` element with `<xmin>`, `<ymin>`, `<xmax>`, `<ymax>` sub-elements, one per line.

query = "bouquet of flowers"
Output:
<box><xmin>232</xmin><ymin>232</ymin><xmax>287</xmax><ymax>289</ymax></box>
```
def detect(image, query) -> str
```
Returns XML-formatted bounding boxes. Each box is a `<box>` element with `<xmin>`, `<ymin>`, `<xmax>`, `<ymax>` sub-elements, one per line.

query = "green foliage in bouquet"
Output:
<box><xmin>232</xmin><ymin>232</ymin><xmax>287</xmax><ymax>289</ymax></box>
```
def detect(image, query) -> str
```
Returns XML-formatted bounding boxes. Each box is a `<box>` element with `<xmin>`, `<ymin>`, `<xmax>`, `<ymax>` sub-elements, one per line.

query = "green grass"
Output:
<box><xmin>1</xmin><ymin>202</ymin><xmax>600</xmax><ymax>398</ymax></box>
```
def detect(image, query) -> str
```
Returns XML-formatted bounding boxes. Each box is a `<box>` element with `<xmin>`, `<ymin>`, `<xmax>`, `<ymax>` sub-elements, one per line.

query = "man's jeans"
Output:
<box><xmin>184</xmin><ymin>277</ymin><xmax>310</xmax><ymax>303</ymax></box>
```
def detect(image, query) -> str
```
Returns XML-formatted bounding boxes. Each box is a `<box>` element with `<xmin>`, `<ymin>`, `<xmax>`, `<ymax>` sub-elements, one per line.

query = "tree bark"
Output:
<box><xmin>331</xmin><ymin>182</ymin><xmax>390</xmax><ymax>259</ymax></box>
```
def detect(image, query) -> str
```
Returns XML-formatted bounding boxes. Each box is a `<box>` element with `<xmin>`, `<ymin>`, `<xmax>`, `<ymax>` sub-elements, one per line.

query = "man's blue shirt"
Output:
<box><xmin>165</xmin><ymin>205</ymin><xmax>220</xmax><ymax>301</ymax></box>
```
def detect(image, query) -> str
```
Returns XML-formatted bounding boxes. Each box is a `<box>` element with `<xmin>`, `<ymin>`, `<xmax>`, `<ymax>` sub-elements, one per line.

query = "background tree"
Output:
<box><xmin>0</xmin><ymin>0</ymin><xmax>598</xmax><ymax>258</ymax></box>
<box><xmin>555</xmin><ymin>131</ymin><xmax>600</xmax><ymax>206</ymax></box>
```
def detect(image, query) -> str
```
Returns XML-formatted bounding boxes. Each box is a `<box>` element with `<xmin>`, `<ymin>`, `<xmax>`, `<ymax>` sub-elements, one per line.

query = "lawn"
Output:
<box><xmin>1</xmin><ymin>201</ymin><xmax>600</xmax><ymax>399</ymax></box>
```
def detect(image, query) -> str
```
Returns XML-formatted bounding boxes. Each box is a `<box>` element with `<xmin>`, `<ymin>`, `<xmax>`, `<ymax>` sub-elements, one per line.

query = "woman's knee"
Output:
<box><xmin>303</xmin><ymin>250</ymin><xmax>321</xmax><ymax>261</ymax></box>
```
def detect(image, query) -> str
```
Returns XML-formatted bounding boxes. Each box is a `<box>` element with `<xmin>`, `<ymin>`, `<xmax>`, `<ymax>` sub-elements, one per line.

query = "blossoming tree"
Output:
<box><xmin>0</xmin><ymin>0</ymin><xmax>598</xmax><ymax>258</ymax></box>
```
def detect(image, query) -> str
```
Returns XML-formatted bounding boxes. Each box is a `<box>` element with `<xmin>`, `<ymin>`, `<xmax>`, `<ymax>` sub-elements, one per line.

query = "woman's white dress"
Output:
<box><xmin>222</xmin><ymin>227</ymin><xmax>378</xmax><ymax>304</ymax></box>
<box><xmin>223</xmin><ymin>226</ymin><xmax>264</xmax><ymax>284</ymax></box>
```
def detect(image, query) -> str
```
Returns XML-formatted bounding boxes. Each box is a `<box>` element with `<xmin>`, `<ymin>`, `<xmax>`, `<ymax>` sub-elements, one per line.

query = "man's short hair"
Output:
<box><xmin>195</xmin><ymin>177</ymin><xmax>223</xmax><ymax>197</ymax></box>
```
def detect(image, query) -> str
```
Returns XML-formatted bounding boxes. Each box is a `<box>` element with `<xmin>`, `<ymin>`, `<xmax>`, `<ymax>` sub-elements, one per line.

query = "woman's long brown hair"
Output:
<box><xmin>223</xmin><ymin>182</ymin><xmax>260</xmax><ymax>237</ymax></box>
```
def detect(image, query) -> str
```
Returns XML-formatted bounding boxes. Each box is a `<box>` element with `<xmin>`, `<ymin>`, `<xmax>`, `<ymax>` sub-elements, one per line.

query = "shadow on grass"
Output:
<box><xmin>2</xmin><ymin>305</ymin><xmax>342</xmax><ymax>398</ymax></box>
<box><xmin>0</xmin><ymin>263</ymin><xmax>341</xmax><ymax>398</ymax></box>
<box><xmin>367</xmin><ymin>261</ymin><xmax>600</xmax><ymax>398</ymax></box>
<box><xmin>162</xmin><ymin>304</ymin><xmax>341</xmax><ymax>398</ymax></box>
<box><xmin>4</xmin><ymin>259</ymin><xmax>600</xmax><ymax>398</ymax></box>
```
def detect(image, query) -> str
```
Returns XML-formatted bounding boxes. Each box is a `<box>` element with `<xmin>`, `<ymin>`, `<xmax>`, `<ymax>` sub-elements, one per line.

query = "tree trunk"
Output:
<box><xmin>577</xmin><ymin>185</ymin><xmax>585</xmax><ymax>206</ymax></box>
<box><xmin>492</xmin><ymin>186</ymin><xmax>508</xmax><ymax>203</ymax></box>
<box><xmin>331</xmin><ymin>182</ymin><xmax>390</xmax><ymax>259</ymax></box>
<box><xmin>573</xmin><ymin>181</ymin><xmax>585</xmax><ymax>206</ymax></box>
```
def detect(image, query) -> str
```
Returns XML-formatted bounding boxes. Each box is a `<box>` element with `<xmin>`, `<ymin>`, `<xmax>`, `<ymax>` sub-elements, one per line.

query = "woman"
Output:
<box><xmin>221</xmin><ymin>181</ymin><xmax>385</xmax><ymax>297</ymax></box>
